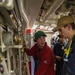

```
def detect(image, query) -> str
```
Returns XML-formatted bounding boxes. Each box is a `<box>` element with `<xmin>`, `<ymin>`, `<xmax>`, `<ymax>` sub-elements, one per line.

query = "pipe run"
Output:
<box><xmin>17</xmin><ymin>0</ymin><xmax>29</xmax><ymax>27</ymax></box>
<box><xmin>42</xmin><ymin>0</ymin><xmax>65</xmax><ymax>22</ymax></box>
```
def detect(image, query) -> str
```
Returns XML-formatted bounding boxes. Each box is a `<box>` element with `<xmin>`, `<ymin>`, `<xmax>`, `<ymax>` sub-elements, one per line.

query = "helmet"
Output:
<box><xmin>54</xmin><ymin>16</ymin><xmax>74</xmax><ymax>31</ymax></box>
<box><xmin>33</xmin><ymin>31</ymin><xmax>47</xmax><ymax>42</ymax></box>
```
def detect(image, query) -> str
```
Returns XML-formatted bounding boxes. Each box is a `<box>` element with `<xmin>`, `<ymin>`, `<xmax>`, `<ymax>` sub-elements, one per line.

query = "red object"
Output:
<box><xmin>26</xmin><ymin>29</ymin><xmax>31</xmax><ymax>34</ymax></box>
<box><xmin>25</xmin><ymin>43</ymin><xmax>55</xmax><ymax>75</ymax></box>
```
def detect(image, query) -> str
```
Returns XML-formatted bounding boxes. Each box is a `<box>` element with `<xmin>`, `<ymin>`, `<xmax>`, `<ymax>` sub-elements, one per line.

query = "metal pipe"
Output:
<box><xmin>17</xmin><ymin>0</ymin><xmax>29</xmax><ymax>27</ymax></box>
<box><xmin>42</xmin><ymin>0</ymin><xmax>65</xmax><ymax>22</ymax></box>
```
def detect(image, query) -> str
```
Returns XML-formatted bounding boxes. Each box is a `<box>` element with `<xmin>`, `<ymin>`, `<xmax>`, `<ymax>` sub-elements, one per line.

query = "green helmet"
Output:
<box><xmin>33</xmin><ymin>31</ymin><xmax>47</xmax><ymax>42</ymax></box>
<box><xmin>54</xmin><ymin>16</ymin><xmax>74</xmax><ymax>31</ymax></box>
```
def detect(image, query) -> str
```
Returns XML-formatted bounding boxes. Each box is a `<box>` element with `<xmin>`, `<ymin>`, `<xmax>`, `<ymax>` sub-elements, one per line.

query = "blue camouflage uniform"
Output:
<box><xmin>66</xmin><ymin>35</ymin><xmax>75</xmax><ymax>75</ymax></box>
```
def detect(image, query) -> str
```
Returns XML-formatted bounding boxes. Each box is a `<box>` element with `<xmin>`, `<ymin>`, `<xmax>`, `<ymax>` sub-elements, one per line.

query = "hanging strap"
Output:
<box><xmin>64</xmin><ymin>40</ymin><xmax>72</xmax><ymax>58</ymax></box>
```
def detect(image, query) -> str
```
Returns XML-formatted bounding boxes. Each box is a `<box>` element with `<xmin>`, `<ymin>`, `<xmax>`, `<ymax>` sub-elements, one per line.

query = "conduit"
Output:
<box><xmin>17</xmin><ymin>0</ymin><xmax>29</xmax><ymax>27</ymax></box>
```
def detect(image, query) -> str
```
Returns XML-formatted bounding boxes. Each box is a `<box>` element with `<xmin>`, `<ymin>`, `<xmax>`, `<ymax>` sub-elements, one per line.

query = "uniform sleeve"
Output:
<box><xmin>71</xmin><ymin>41</ymin><xmax>75</xmax><ymax>75</ymax></box>
<box><xmin>35</xmin><ymin>50</ymin><xmax>54</xmax><ymax>75</ymax></box>
<box><xmin>67</xmin><ymin>43</ymin><xmax>75</xmax><ymax>75</ymax></box>
<box><xmin>71</xmin><ymin>60</ymin><xmax>75</xmax><ymax>75</ymax></box>
<box><xmin>53</xmin><ymin>44</ymin><xmax>59</xmax><ymax>56</ymax></box>
<box><xmin>67</xmin><ymin>53</ymin><xmax>75</xmax><ymax>75</ymax></box>
<box><xmin>53</xmin><ymin>43</ymin><xmax>61</xmax><ymax>56</ymax></box>
<box><xmin>25</xmin><ymin>46</ymin><xmax>36</xmax><ymax>56</ymax></box>
<box><xmin>69</xmin><ymin>49</ymin><xmax>75</xmax><ymax>75</ymax></box>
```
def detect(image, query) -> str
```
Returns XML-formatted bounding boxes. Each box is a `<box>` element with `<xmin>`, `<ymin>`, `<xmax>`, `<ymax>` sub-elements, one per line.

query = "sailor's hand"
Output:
<box><xmin>23</xmin><ymin>44</ymin><xmax>29</xmax><ymax>49</ymax></box>
<box><xmin>55</xmin><ymin>56</ymin><xmax>61</xmax><ymax>61</ymax></box>
<box><xmin>23</xmin><ymin>41</ymin><xmax>29</xmax><ymax>49</ymax></box>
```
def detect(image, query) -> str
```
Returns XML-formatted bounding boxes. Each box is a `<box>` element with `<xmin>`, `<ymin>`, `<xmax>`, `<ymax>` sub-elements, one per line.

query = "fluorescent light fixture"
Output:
<box><xmin>32</xmin><ymin>24</ymin><xmax>38</xmax><ymax>29</ymax></box>
<box><xmin>48</xmin><ymin>24</ymin><xmax>57</xmax><ymax>31</ymax></box>
<box><xmin>44</xmin><ymin>26</ymin><xmax>48</xmax><ymax>29</ymax></box>
<box><xmin>40</xmin><ymin>26</ymin><xmax>44</xmax><ymax>29</ymax></box>
<box><xmin>51</xmin><ymin>24</ymin><xmax>57</xmax><ymax>27</ymax></box>
<box><xmin>48</xmin><ymin>27</ymin><xmax>54</xmax><ymax>31</ymax></box>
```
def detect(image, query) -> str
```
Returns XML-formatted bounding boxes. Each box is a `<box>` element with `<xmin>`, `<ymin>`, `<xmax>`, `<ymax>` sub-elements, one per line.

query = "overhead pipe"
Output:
<box><xmin>0</xmin><ymin>7</ymin><xmax>16</xmax><ymax>29</ymax></box>
<box><xmin>17</xmin><ymin>0</ymin><xmax>29</xmax><ymax>27</ymax></box>
<box><xmin>42</xmin><ymin>0</ymin><xmax>65</xmax><ymax>22</ymax></box>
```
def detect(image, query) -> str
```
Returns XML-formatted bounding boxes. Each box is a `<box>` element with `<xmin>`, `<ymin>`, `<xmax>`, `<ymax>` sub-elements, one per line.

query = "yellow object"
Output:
<box><xmin>14</xmin><ymin>34</ymin><xmax>19</xmax><ymax>43</ymax></box>
<box><xmin>64</xmin><ymin>40</ymin><xmax>72</xmax><ymax>58</ymax></box>
<box><xmin>21</xmin><ymin>48</ymin><xmax>24</xmax><ymax>53</ymax></box>
<box><xmin>64</xmin><ymin>48</ymin><xmax>71</xmax><ymax>58</ymax></box>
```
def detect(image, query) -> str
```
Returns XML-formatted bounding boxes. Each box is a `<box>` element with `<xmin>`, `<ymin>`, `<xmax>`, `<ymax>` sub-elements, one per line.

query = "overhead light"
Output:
<box><xmin>44</xmin><ymin>26</ymin><xmax>48</xmax><ymax>29</ymax></box>
<box><xmin>48</xmin><ymin>28</ymin><xmax>54</xmax><ymax>31</ymax></box>
<box><xmin>51</xmin><ymin>24</ymin><xmax>57</xmax><ymax>27</ymax></box>
<box><xmin>40</xmin><ymin>25</ymin><xmax>44</xmax><ymax>29</ymax></box>
<box><xmin>48</xmin><ymin>24</ymin><xmax>57</xmax><ymax>31</ymax></box>
<box><xmin>32</xmin><ymin>24</ymin><xmax>38</xmax><ymax>29</ymax></box>
<box><xmin>52</xmin><ymin>31</ymin><xmax>59</xmax><ymax>37</ymax></box>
